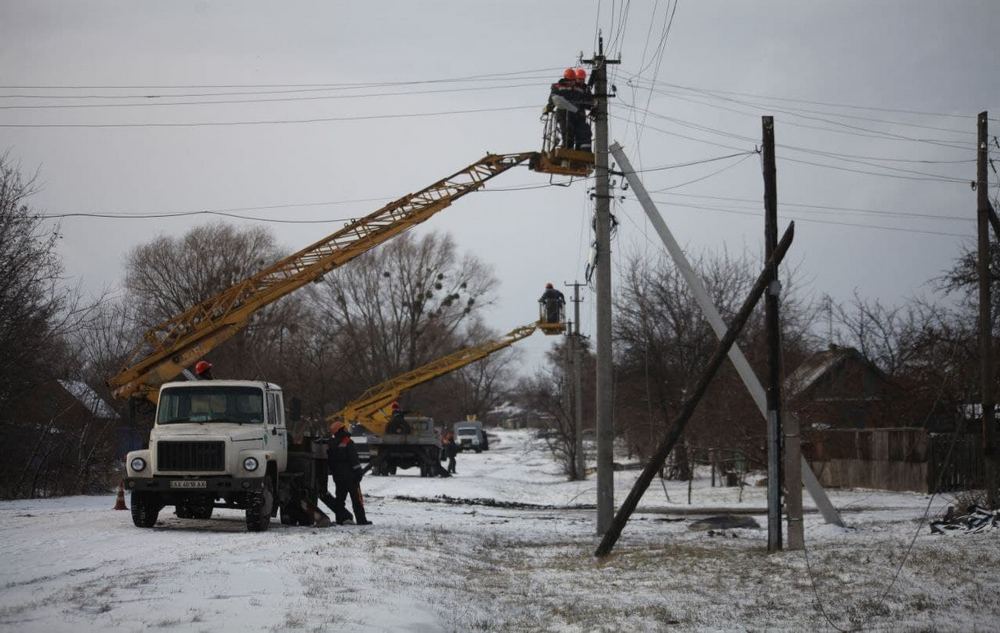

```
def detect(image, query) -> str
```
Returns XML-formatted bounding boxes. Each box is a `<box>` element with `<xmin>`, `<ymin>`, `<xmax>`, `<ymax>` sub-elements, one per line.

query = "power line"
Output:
<box><xmin>0</xmin><ymin>103</ymin><xmax>538</xmax><ymax>129</ymax></box>
<box><xmin>639</xmin><ymin>196</ymin><xmax>973</xmax><ymax>238</ymax></box>
<box><xmin>0</xmin><ymin>81</ymin><xmax>547</xmax><ymax>110</ymax></box>
<box><xmin>0</xmin><ymin>66</ymin><xmax>563</xmax><ymax>91</ymax></box>
<box><xmin>645</xmin><ymin>152</ymin><xmax>757</xmax><ymax>191</ymax></box>
<box><xmin>637</xmin><ymin>81</ymin><xmax>977</xmax><ymax>136</ymax></box>
<box><xmin>659</xmin><ymin>191</ymin><xmax>976</xmax><ymax>224</ymax></box>
<box><xmin>622</xmin><ymin>76</ymin><xmax>983</xmax><ymax>120</ymax></box>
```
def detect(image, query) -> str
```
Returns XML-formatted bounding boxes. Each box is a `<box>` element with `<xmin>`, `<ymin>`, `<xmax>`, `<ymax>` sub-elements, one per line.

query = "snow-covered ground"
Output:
<box><xmin>1</xmin><ymin>429</ymin><xmax>997</xmax><ymax>632</ymax></box>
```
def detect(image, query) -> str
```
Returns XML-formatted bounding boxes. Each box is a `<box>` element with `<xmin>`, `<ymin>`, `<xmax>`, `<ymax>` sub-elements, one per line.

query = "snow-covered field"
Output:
<box><xmin>1</xmin><ymin>429</ymin><xmax>997</xmax><ymax>632</ymax></box>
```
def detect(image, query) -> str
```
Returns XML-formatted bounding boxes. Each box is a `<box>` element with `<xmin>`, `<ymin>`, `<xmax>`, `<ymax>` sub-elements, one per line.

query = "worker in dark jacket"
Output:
<box><xmin>547</xmin><ymin>68</ymin><xmax>581</xmax><ymax>149</ymax></box>
<box><xmin>443</xmin><ymin>432</ymin><xmax>458</xmax><ymax>474</ymax></box>
<box><xmin>327</xmin><ymin>419</ymin><xmax>371</xmax><ymax>525</ymax></box>
<box><xmin>539</xmin><ymin>282</ymin><xmax>565</xmax><ymax>324</ymax></box>
<box><xmin>572</xmin><ymin>67</ymin><xmax>594</xmax><ymax>151</ymax></box>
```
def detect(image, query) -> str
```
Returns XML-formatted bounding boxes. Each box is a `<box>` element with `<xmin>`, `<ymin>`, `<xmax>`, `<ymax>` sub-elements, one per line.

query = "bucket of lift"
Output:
<box><xmin>528</xmin><ymin>111</ymin><xmax>595</xmax><ymax>178</ymax></box>
<box><xmin>537</xmin><ymin>302</ymin><xmax>567</xmax><ymax>336</ymax></box>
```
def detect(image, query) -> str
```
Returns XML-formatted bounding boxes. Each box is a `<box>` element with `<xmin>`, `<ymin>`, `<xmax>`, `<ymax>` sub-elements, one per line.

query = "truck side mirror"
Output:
<box><xmin>290</xmin><ymin>397</ymin><xmax>302</xmax><ymax>422</ymax></box>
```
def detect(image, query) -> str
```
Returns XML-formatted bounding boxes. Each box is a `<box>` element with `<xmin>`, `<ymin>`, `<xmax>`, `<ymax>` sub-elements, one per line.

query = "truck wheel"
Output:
<box><xmin>131</xmin><ymin>491</ymin><xmax>160</xmax><ymax>528</ymax></box>
<box><xmin>175</xmin><ymin>504</ymin><xmax>194</xmax><ymax>519</ymax></box>
<box><xmin>246</xmin><ymin>477</ymin><xmax>274</xmax><ymax>532</ymax></box>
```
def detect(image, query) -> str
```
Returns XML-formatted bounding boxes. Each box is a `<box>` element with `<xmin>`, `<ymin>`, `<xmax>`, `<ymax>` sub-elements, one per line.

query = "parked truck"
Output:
<box><xmin>453</xmin><ymin>420</ymin><xmax>488</xmax><ymax>453</ymax></box>
<box><xmin>123</xmin><ymin>380</ymin><xmax>329</xmax><ymax>531</ymax></box>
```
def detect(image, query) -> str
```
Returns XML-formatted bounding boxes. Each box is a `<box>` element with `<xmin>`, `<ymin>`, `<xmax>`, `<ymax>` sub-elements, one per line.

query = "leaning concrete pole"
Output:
<box><xmin>610</xmin><ymin>141</ymin><xmax>843</xmax><ymax>528</ymax></box>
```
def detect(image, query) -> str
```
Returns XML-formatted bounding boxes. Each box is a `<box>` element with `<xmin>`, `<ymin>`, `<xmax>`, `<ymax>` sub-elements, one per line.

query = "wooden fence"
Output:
<box><xmin>807</xmin><ymin>427</ymin><xmax>982</xmax><ymax>493</ymax></box>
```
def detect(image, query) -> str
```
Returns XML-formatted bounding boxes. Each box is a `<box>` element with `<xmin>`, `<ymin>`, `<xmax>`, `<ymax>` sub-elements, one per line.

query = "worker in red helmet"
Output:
<box><xmin>546</xmin><ymin>69</ymin><xmax>582</xmax><ymax>149</ymax></box>
<box><xmin>571</xmin><ymin>68</ymin><xmax>594</xmax><ymax>151</ymax></box>
<box><xmin>194</xmin><ymin>360</ymin><xmax>213</xmax><ymax>380</ymax></box>
<box><xmin>539</xmin><ymin>282</ymin><xmax>565</xmax><ymax>324</ymax></box>
<box><xmin>324</xmin><ymin>417</ymin><xmax>371</xmax><ymax>525</ymax></box>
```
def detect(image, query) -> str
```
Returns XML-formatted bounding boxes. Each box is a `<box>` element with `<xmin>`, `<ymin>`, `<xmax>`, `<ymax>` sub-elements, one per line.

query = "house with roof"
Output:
<box><xmin>784</xmin><ymin>344</ymin><xmax>898</xmax><ymax>430</ymax></box>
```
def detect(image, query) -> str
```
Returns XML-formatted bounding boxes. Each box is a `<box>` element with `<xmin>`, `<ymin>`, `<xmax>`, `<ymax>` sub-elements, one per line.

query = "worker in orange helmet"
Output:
<box><xmin>546</xmin><ymin>68</ymin><xmax>582</xmax><ymax>149</ymax></box>
<box><xmin>539</xmin><ymin>282</ymin><xmax>565</xmax><ymax>324</ymax></box>
<box><xmin>194</xmin><ymin>360</ymin><xmax>213</xmax><ymax>380</ymax></box>
<box><xmin>571</xmin><ymin>68</ymin><xmax>594</xmax><ymax>151</ymax></box>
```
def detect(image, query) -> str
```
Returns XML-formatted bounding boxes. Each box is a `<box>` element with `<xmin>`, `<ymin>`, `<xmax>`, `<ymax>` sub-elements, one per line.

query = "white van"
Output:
<box><xmin>453</xmin><ymin>421</ymin><xmax>488</xmax><ymax>453</ymax></box>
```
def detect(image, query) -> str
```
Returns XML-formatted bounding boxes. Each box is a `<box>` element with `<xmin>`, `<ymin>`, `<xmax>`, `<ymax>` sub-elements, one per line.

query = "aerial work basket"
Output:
<box><xmin>537</xmin><ymin>301</ymin><xmax>567</xmax><ymax>336</ymax></box>
<box><xmin>529</xmin><ymin>108</ymin><xmax>595</xmax><ymax>178</ymax></box>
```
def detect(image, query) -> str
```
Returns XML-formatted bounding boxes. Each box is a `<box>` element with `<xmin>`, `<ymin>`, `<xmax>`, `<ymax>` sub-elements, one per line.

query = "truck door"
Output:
<box><xmin>266</xmin><ymin>391</ymin><xmax>288</xmax><ymax>471</ymax></box>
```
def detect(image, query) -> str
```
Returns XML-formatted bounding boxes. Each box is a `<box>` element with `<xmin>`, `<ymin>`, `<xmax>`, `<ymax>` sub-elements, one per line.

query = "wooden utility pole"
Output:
<box><xmin>566</xmin><ymin>281</ymin><xmax>586</xmax><ymax>480</ymax></box>
<box><xmin>762</xmin><ymin>117</ymin><xmax>802</xmax><ymax>550</ymax></box>
<box><xmin>761</xmin><ymin>117</ymin><xmax>785</xmax><ymax>550</ymax></box>
<box><xmin>610</xmin><ymin>142</ymin><xmax>844</xmax><ymax>528</ymax></box>
<box><xmin>584</xmin><ymin>36</ymin><xmax>620</xmax><ymax>535</ymax></box>
<box><xmin>978</xmin><ymin>111</ymin><xmax>998</xmax><ymax>508</ymax></box>
<box><xmin>596</xmin><ymin>223</ymin><xmax>796</xmax><ymax>557</ymax></box>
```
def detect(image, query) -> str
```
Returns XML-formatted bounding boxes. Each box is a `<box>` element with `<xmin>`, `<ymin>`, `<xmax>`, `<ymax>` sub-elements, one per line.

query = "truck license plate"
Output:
<box><xmin>170</xmin><ymin>480</ymin><xmax>207</xmax><ymax>489</ymax></box>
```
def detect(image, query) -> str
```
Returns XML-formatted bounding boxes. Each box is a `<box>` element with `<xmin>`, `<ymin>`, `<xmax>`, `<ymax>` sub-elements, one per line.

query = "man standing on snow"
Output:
<box><xmin>327</xmin><ymin>419</ymin><xmax>372</xmax><ymax>525</ymax></box>
<box><xmin>443</xmin><ymin>432</ymin><xmax>458</xmax><ymax>475</ymax></box>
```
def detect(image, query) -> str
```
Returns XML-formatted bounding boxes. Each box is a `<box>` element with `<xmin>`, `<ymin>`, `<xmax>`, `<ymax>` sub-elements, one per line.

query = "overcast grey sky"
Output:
<box><xmin>1</xmin><ymin>1</ymin><xmax>998</xmax><ymax>373</ymax></box>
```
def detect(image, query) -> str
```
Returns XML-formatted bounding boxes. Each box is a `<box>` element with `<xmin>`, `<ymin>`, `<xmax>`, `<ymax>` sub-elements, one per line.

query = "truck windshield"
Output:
<box><xmin>457</xmin><ymin>428</ymin><xmax>477</xmax><ymax>436</ymax></box>
<box><xmin>157</xmin><ymin>386</ymin><xmax>264</xmax><ymax>425</ymax></box>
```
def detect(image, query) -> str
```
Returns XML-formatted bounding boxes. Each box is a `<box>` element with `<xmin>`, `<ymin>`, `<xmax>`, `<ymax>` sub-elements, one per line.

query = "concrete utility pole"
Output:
<box><xmin>566</xmin><ymin>281</ymin><xmax>587</xmax><ymax>480</ymax></box>
<box><xmin>978</xmin><ymin>111</ymin><xmax>998</xmax><ymax>508</ymax></box>
<box><xmin>584</xmin><ymin>37</ymin><xmax>620</xmax><ymax>535</ymax></box>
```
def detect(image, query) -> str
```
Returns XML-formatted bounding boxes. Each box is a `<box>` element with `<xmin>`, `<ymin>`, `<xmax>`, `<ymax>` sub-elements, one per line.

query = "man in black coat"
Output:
<box><xmin>327</xmin><ymin>419</ymin><xmax>371</xmax><ymax>525</ymax></box>
<box><xmin>539</xmin><ymin>282</ymin><xmax>565</xmax><ymax>324</ymax></box>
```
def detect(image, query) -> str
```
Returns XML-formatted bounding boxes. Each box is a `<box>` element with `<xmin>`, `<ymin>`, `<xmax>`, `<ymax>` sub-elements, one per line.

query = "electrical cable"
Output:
<box><xmin>639</xmin><ymin>196</ymin><xmax>973</xmax><ymax>238</ymax></box>
<box><xmin>0</xmin><ymin>66</ymin><xmax>564</xmax><ymax>91</ymax></box>
<box><xmin>645</xmin><ymin>152</ymin><xmax>756</xmax><ymax>192</ymax></box>
<box><xmin>0</xmin><ymin>103</ymin><xmax>538</xmax><ymax>129</ymax></box>
<box><xmin>0</xmin><ymin>81</ymin><xmax>547</xmax><ymax>111</ymax></box>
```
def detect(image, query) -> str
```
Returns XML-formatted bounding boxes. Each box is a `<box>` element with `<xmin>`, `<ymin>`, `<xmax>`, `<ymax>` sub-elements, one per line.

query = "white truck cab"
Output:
<box><xmin>124</xmin><ymin>380</ymin><xmax>313</xmax><ymax>531</ymax></box>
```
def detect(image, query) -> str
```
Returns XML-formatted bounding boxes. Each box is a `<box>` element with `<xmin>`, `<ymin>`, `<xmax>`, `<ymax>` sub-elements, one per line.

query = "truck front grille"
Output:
<box><xmin>157</xmin><ymin>441</ymin><xmax>225</xmax><ymax>472</ymax></box>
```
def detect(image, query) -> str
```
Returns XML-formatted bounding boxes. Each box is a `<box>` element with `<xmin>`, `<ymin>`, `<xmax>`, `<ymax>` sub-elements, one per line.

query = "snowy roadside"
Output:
<box><xmin>1</xmin><ymin>429</ymin><xmax>997</xmax><ymax>632</ymax></box>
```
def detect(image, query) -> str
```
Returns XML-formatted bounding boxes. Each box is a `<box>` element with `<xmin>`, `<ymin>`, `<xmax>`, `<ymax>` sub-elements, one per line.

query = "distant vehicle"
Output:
<box><xmin>453</xmin><ymin>421</ymin><xmax>488</xmax><ymax>453</ymax></box>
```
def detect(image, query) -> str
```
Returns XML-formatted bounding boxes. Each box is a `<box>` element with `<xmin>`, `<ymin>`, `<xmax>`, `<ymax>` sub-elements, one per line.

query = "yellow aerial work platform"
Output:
<box><xmin>528</xmin><ymin>109</ymin><xmax>595</xmax><ymax>178</ymax></box>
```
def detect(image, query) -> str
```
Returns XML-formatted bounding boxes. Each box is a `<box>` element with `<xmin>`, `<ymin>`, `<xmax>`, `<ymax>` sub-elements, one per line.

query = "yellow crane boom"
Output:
<box><xmin>109</xmin><ymin>152</ymin><xmax>536</xmax><ymax>402</ymax></box>
<box><xmin>335</xmin><ymin>322</ymin><xmax>538</xmax><ymax>435</ymax></box>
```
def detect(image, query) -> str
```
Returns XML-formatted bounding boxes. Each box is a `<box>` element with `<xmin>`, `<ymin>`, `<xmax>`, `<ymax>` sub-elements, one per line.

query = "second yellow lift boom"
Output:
<box><xmin>335</xmin><ymin>322</ymin><xmax>538</xmax><ymax>435</ymax></box>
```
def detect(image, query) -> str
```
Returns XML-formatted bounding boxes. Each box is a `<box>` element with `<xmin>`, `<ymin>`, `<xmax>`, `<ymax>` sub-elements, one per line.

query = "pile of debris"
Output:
<box><xmin>930</xmin><ymin>505</ymin><xmax>998</xmax><ymax>535</ymax></box>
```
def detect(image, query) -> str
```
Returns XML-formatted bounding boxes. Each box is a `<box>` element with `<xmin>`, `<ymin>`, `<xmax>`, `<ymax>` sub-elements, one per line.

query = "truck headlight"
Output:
<box><xmin>130</xmin><ymin>457</ymin><xmax>146</xmax><ymax>472</ymax></box>
<box><xmin>243</xmin><ymin>457</ymin><xmax>259</xmax><ymax>472</ymax></box>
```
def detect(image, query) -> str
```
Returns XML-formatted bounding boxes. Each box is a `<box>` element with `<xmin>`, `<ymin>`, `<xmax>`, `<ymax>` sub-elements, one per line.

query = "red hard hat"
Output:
<box><xmin>391</xmin><ymin>401</ymin><xmax>400</xmax><ymax>411</ymax></box>
<box><xmin>545</xmin><ymin>282</ymin><xmax>554</xmax><ymax>289</ymax></box>
<box><xmin>575</xmin><ymin>68</ymin><xmax>586</xmax><ymax>81</ymax></box>
<box><xmin>194</xmin><ymin>360</ymin><xmax>212</xmax><ymax>375</ymax></box>
<box><xmin>563</xmin><ymin>68</ymin><xmax>576</xmax><ymax>80</ymax></box>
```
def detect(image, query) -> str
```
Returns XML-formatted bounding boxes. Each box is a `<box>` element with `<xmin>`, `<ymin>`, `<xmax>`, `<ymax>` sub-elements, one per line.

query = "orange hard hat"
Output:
<box><xmin>575</xmin><ymin>68</ymin><xmax>586</xmax><ymax>81</ymax></box>
<box><xmin>329</xmin><ymin>420</ymin><xmax>346</xmax><ymax>434</ymax></box>
<box><xmin>563</xmin><ymin>68</ymin><xmax>576</xmax><ymax>80</ymax></box>
<box><xmin>194</xmin><ymin>360</ymin><xmax>212</xmax><ymax>375</ymax></box>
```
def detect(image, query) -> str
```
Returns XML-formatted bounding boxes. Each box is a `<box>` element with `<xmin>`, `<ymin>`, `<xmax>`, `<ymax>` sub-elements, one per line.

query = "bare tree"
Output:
<box><xmin>612</xmin><ymin>247</ymin><xmax>815</xmax><ymax>476</ymax></box>
<box><xmin>123</xmin><ymin>221</ymin><xmax>300</xmax><ymax>378</ymax></box>
<box><xmin>311</xmin><ymin>232</ymin><xmax>499</xmax><ymax>401</ymax></box>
